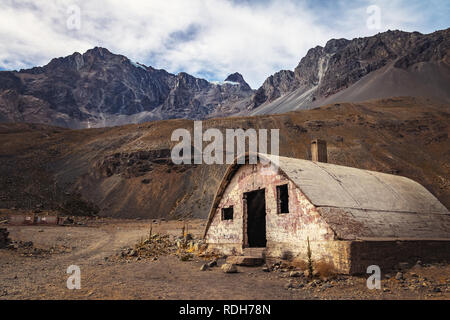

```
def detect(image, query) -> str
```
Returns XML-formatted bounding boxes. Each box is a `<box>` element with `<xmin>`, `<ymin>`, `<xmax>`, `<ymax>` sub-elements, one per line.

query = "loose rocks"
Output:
<box><xmin>221</xmin><ymin>264</ymin><xmax>238</xmax><ymax>273</ymax></box>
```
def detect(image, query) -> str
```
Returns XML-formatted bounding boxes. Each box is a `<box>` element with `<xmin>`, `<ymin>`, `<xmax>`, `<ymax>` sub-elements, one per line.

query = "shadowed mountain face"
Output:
<box><xmin>245</xmin><ymin>28</ymin><xmax>450</xmax><ymax>115</ymax></box>
<box><xmin>0</xmin><ymin>47</ymin><xmax>253</xmax><ymax>128</ymax></box>
<box><xmin>0</xmin><ymin>97</ymin><xmax>448</xmax><ymax>219</ymax></box>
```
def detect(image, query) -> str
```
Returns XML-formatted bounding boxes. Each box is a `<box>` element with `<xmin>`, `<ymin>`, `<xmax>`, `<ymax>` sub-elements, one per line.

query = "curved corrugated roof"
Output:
<box><xmin>261</xmin><ymin>153</ymin><xmax>448</xmax><ymax>215</ymax></box>
<box><xmin>203</xmin><ymin>153</ymin><xmax>450</xmax><ymax>239</ymax></box>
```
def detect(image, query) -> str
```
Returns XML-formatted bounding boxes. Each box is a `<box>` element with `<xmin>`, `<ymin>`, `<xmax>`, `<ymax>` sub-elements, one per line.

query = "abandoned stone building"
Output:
<box><xmin>203</xmin><ymin>141</ymin><xmax>450</xmax><ymax>274</ymax></box>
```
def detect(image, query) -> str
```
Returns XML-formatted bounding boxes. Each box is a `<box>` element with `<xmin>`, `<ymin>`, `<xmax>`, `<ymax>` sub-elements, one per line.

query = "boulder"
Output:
<box><xmin>221</xmin><ymin>263</ymin><xmax>238</xmax><ymax>273</ymax></box>
<box><xmin>285</xmin><ymin>280</ymin><xmax>295</xmax><ymax>289</ymax></box>
<box><xmin>262</xmin><ymin>266</ymin><xmax>270</xmax><ymax>272</ymax></box>
<box><xmin>395</xmin><ymin>272</ymin><xmax>404</xmax><ymax>280</ymax></box>
<box><xmin>207</xmin><ymin>259</ymin><xmax>217</xmax><ymax>268</ymax></box>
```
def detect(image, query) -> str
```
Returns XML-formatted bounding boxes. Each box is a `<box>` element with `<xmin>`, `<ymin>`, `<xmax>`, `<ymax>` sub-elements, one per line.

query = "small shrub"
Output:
<box><xmin>290</xmin><ymin>258</ymin><xmax>308</xmax><ymax>270</ymax></box>
<box><xmin>314</xmin><ymin>260</ymin><xmax>336</xmax><ymax>279</ymax></box>
<box><xmin>306</xmin><ymin>237</ymin><xmax>313</xmax><ymax>278</ymax></box>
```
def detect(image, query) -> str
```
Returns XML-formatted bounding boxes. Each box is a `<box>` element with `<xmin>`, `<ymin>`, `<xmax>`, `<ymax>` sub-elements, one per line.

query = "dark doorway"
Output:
<box><xmin>245</xmin><ymin>189</ymin><xmax>266</xmax><ymax>248</ymax></box>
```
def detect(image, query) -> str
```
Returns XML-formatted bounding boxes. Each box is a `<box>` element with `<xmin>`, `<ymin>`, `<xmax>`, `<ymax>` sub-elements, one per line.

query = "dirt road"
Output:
<box><xmin>0</xmin><ymin>219</ymin><xmax>449</xmax><ymax>300</ymax></box>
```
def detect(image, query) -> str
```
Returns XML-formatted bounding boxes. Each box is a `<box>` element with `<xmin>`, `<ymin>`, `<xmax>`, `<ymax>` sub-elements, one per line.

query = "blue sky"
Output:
<box><xmin>0</xmin><ymin>0</ymin><xmax>448</xmax><ymax>88</ymax></box>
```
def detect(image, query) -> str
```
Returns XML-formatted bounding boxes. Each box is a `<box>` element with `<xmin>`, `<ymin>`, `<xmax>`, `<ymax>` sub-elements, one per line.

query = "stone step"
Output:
<box><xmin>243</xmin><ymin>247</ymin><xmax>265</xmax><ymax>258</ymax></box>
<box><xmin>226</xmin><ymin>255</ymin><xmax>264</xmax><ymax>266</ymax></box>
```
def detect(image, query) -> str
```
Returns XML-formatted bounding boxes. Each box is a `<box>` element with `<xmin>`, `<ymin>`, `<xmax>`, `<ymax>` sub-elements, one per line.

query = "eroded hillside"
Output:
<box><xmin>0</xmin><ymin>97</ymin><xmax>448</xmax><ymax>218</ymax></box>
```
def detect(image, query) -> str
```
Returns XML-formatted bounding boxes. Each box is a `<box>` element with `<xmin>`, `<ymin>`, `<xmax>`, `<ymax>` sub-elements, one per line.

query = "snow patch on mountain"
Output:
<box><xmin>130</xmin><ymin>60</ymin><xmax>147</xmax><ymax>70</ymax></box>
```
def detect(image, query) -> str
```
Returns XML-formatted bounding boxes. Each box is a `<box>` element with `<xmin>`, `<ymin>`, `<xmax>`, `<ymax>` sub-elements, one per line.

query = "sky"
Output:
<box><xmin>0</xmin><ymin>0</ymin><xmax>448</xmax><ymax>88</ymax></box>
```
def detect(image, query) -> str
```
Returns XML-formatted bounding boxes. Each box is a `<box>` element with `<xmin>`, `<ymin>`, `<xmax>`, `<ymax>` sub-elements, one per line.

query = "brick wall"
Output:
<box><xmin>265</xmin><ymin>240</ymin><xmax>352</xmax><ymax>273</ymax></box>
<box><xmin>349</xmin><ymin>240</ymin><xmax>450</xmax><ymax>274</ymax></box>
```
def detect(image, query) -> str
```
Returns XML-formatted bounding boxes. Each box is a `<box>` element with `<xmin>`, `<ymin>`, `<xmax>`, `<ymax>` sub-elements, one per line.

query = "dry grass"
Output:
<box><xmin>314</xmin><ymin>260</ymin><xmax>337</xmax><ymax>279</ymax></box>
<box><xmin>134</xmin><ymin>233</ymin><xmax>176</xmax><ymax>258</ymax></box>
<box><xmin>289</xmin><ymin>257</ymin><xmax>337</xmax><ymax>279</ymax></box>
<box><xmin>290</xmin><ymin>257</ymin><xmax>308</xmax><ymax>270</ymax></box>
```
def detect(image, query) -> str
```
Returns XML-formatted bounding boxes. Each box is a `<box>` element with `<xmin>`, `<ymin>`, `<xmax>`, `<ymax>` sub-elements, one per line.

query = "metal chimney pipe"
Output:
<box><xmin>311</xmin><ymin>139</ymin><xmax>327</xmax><ymax>163</ymax></box>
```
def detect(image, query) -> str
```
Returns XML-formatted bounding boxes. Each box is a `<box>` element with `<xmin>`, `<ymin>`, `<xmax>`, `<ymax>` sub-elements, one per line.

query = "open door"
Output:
<box><xmin>245</xmin><ymin>189</ymin><xmax>266</xmax><ymax>248</ymax></box>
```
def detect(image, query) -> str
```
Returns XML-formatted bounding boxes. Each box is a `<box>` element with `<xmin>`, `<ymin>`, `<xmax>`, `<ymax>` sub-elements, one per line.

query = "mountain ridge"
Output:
<box><xmin>245</xmin><ymin>28</ymin><xmax>449</xmax><ymax>115</ymax></box>
<box><xmin>0</xmin><ymin>28</ymin><xmax>449</xmax><ymax>127</ymax></box>
<box><xmin>0</xmin><ymin>47</ymin><xmax>254</xmax><ymax>128</ymax></box>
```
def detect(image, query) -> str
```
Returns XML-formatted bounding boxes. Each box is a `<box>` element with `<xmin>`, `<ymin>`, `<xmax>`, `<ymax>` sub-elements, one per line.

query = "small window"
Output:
<box><xmin>222</xmin><ymin>206</ymin><xmax>234</xmax><ymax>220</ymax></box>
<box><xmin>277</xmin><ymin>184</ymin><xmax>289</xmax><ymax>214</ymax></box>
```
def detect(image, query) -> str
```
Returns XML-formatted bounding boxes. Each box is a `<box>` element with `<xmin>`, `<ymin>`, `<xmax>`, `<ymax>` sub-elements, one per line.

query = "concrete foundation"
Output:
<box><xmin>208</xmin><ymin>239</ymin><xmax>450</xmax><ymax>274</ymax></box>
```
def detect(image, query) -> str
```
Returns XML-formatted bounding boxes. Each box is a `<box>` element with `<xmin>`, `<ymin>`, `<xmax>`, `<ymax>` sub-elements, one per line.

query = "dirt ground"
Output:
<box><xmin>0</xmin><ymin>218</ymin><xmax>449</xmax><ymax>300</ymax></box>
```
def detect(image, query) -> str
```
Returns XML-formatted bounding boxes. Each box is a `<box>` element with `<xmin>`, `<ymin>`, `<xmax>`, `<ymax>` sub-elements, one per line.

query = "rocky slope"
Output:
<box><xmin>0</xmin><ymin>47</ymin><xmax>253</xmax><ymax>128</ymax></box>
<box><xmin>0</xmin><ymin>97</ymin><xmax>448</xmax><ymax>219</ymax></box>
<box><xmin>246</xmin><ymin>28</ymin><xmax>450</xmax><ymax>115</ymax></box>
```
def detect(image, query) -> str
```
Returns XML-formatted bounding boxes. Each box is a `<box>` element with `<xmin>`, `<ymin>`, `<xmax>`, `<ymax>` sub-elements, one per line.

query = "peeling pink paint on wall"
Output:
<box><xmin>205</xmin><ymin>162</ymin><xmax>335</xmax><ymax>249</ymax></box>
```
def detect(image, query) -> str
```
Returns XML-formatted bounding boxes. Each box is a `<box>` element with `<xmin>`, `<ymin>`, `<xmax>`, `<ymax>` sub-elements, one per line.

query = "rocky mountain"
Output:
<box><xmin>0</xmin><ymin>47</ymin><xmax>253</xmax><ymax>128</ymax></box>
<box><xmin>245</xmin><ymin>28</ymin><xmax>450</xmax><ymax>115</ymax></box>
<box><xmin>0</xmin><ymin>28</ymin><xmax>448</xmax><ymax>128</ymax></box>
<box><xmin>224</xmin><ymin>72</ymin><xmax>252</xmax><ymax>90</ymax></box>
<box><xmin>0</xmin><ymin>97</ymin><xmax>448</xmax><ymax>219</ymax></box>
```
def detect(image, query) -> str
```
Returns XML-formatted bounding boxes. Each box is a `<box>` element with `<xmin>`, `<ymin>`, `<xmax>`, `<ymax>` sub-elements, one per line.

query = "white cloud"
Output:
<box><xmin>0</xmin><ymin>0</ymin><xmax>447</xmax><ymax>88</ymax></box>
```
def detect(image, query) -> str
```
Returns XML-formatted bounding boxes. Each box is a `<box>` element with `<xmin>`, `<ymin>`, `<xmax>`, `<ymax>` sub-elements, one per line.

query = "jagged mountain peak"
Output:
<box><xmin>323</xmin><ymin>38</ymin><xmax>350</xmax><ymax>54</ymax></box>
<box><xmin>224</xmin><ymin>72</ymin><xmax>251</xmax><ymax>89</ymax></box>
<box><xmin>84</xmin><ymin>46</ymin><xmax>112</xmax><ymax>57</ymax></box>
<box><xmin>0</xmin><ymin>47</ymin><xmax>254</xmax><ymax>127</ymax></box>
